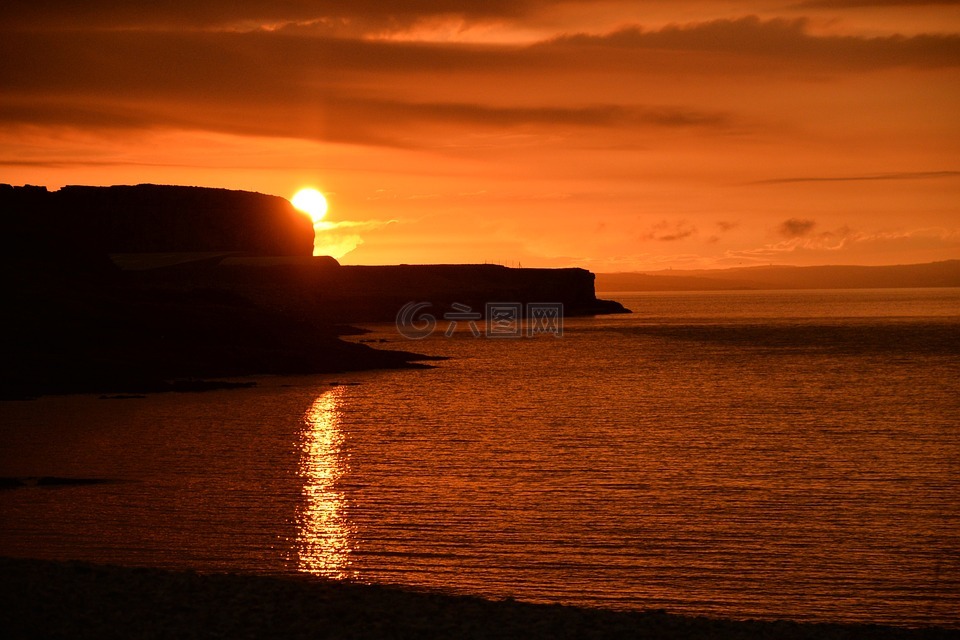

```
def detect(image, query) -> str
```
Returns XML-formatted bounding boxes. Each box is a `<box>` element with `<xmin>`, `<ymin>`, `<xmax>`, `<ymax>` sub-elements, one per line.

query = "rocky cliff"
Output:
<box><xmin>1</xmin><ymin>183</ymin><xmax>626</xmax><ymax>398</ymax></box>
<box><xmin>149</xmin><ymin>259</ymin><xmax>629</xmax><ymax>322</ymax></box>
<box><xmin>330</xmin><ymin>263</ymin><xmax>628</xmax><ymax>319</ymax></box>
<box><xmin>0</xmin><ymin>183</ymin><xmax>315</xmax><ymax>260</ymax></box>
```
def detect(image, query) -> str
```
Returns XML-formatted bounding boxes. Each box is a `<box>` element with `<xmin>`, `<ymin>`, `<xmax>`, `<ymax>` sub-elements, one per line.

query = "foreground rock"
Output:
<box><xmin>0</xmin><ymin>557</ymin><xmax>952</xmax><ymax>640</ymax></box>
<box><xmin>0</xmin><ymin>271</ymin><xmax>433</xmax><ymax>400</ymax></box>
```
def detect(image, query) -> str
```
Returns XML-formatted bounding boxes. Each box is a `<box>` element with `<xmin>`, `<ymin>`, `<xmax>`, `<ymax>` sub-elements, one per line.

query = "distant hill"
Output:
<box><xmin>596</xmin><ymin>260</ymin><xmax>960</xmax><ymax>292</ymax></box>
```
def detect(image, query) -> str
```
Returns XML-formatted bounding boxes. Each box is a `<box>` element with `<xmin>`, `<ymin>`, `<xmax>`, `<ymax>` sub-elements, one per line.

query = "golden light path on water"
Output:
<box><xmin>296</xmin><ymin>387</ymin><xmax>355</xmax><ymax>578</ymax></box>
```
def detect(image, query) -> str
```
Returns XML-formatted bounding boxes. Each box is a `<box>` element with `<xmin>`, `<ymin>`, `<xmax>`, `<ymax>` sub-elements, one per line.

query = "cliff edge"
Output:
<box><xmin>1</xmin><ymin>183</ymin><xmax>315</xmax><ymax>259</ymax></box>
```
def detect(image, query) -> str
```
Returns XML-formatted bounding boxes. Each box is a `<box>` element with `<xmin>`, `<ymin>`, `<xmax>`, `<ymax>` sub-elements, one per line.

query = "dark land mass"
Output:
<box><xmin>596</xmin><ymin>260</ymin><xmax>960</xmax><ymax>292</ymax></box>
<box><xmin>0</xmin><ymin>258</ymin><xmax>435</xmax><ymax>400</ymax></box>
<box><xmin>1</xmin><ymin>184</ymin><xmax>625</xmax><ymax>398</ymax></box>
<box><xmin>0</xmin><ymin>558</ymin><xmax>954</xmax><ymax>640</ymax></box>
<box><xmin>1</xmin><ymin>183</ymin><xmax>315</xmax><ymax>257</ymax></box>
<box><xmin>134</xmin><ymin>257</ymin><xmax>629</xmax><ymax>323</ymax></box>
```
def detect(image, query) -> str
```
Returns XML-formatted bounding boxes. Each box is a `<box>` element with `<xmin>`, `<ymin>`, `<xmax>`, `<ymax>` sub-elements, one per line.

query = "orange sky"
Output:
<box><xmin>2</xmin><ymin>1</ymin><xmax>959</xmax><ymax>270</ymax></box>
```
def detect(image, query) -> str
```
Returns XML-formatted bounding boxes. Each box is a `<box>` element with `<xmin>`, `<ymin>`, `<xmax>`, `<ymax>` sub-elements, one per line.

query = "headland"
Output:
<box><xmin>1</xmin><ymin>184</ymin><xmax>626</xmax><ymax>398</ymax></box>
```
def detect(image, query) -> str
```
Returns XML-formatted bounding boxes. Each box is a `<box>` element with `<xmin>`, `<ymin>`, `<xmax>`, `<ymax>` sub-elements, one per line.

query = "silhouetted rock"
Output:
<box><xmin>0</xmin><ymin>183</ymin><xmax>315</xmax><ymax>260</ymax></box>
<box><xmin>1</xmin><ymin>183</ymin><xmax>625</xmax><ymax>398</ymax></box>
<box><xmin>174</xmin><ymin>261</ymin><xmax>630</xmax><ymax>322</ymax></box>
<box><xmin>0</xmin><ymin>276</ymin><xmax>436</xmax><ymax>400</ymax></box>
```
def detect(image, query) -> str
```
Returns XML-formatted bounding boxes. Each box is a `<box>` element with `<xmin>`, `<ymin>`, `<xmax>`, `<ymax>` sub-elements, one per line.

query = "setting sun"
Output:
<box><xmin>292</xmin><ymin>188</ymin><xmax>328</xmax><ymax>223</ymax></box>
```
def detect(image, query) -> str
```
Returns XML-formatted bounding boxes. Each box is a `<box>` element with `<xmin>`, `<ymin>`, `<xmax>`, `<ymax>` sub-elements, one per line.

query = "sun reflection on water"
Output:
<box><xmin>296</xmin><ymin>387</ymin><xmax>355</xmax><ymax>578</ymax></box>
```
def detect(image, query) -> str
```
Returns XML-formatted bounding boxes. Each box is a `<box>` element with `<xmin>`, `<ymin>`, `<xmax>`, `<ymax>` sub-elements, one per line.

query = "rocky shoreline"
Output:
<box><xmin>0</xmin><ymin>557</ymin><xmax>953</xmax><ymax>640</ymax></box>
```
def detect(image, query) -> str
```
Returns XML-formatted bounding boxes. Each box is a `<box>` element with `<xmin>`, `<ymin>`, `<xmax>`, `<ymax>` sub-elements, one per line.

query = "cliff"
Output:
<box><xmin>170</xmin><ymin>260</ymin><xmax>629</xmax><ymax>322</ymax></box>
<box><xmin>1</xmin><ymin>183</ymin><xmax>625</xmax><ymax>398</ymax></box>
<box><xmin>0</xmin><ymin>183</ymin><xmax>315</xmax><ymax>260</ymax></box>
<box><xmin>0</xmin><ymin>184</ymin><xmax>391</xmax><ymax>399</ymax></box>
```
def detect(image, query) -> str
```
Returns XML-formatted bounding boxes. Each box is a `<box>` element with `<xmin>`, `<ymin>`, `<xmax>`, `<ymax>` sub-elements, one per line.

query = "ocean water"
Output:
<box><xmin>1</xmin><ymin>288</ymin><xmax>958</xmax><ymax>628</ymax></box>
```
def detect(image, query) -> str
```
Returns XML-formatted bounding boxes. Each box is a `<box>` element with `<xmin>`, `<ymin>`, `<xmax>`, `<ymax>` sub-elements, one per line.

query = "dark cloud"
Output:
<box><xmin>0</xmin><ymin>29</ymin><xmax>732</xmax><ymax>148</ymax></box>
<box><xmin>779</xmin><ymin>218</ymin><xmax>817</xmax><ymax>237</ymax></box>
<box><xmin>0</xmin><ymin>29</ymin><xmax>579</xmax><ymax>107</ymax></box>
<box><xmin>0</xmin><ymin>96</ymin><xmax>730</xmax><ymax>149</ymax></box>
<box><xmin>547</xmin><ymin>16</ymin><xmax>960</xmax><ymax>69</ymax></box>
<box><xmin>334</xmin><ymin>100</ymin><xmax>728</xmax><ymax>130</ymax></box>
<box><xmin>793</xmin><ymin>1</ymin><xmax>960</xmax><ymax>7</ymax></box>
<box><xmin>717</xmin><ymin>221</ymin><xmax>739</xmax><ymax>232</ymax></box>
<box><xmin>642</xmin><ymin>220</ymin><xmax>698</xmax><ymax>242</ymax></box>
<box><xmin>751</xmin><ymin>171</ymin><xmax>960</xmax><ymax>184</ymax></box>
<box><xmin>0</xmin><ymin>0</ymin><xmax>552</xmax><ymax>30</ymax></box>
<box><xmin>659</xmin><ymin>229</ymin><xmax>696</xmax><ymax>242</ymax></box>
<box><xmin>0</xmin><ymin>13</ymin><xmax>955</xmax><ymax>151</ymax></box>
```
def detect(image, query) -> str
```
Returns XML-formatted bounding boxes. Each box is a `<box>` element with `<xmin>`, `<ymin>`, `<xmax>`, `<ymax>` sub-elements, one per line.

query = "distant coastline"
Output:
<box><xmin>595</xmin><ymin>260</ymin><xmax>960</xmax><ymax>292</ymax></box>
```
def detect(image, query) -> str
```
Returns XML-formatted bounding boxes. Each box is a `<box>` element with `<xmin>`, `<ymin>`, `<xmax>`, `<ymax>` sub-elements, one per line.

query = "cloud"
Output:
<box><xmin>750</xmin><ymin>171</ymin><xmax>960</xmax><ymax>185</ymax></box>
<box><xmin>792</xmin><ymin>1</ymin><xmax>960</xmax><ymax>8</ymax></box>
<box><xmin>314</xmin><ymin>232</ymin><xmax>364</xmax><ymax>259</ymax></box>
<box><xmin>355</xmin><ymin>101</ymin><xmax>729</xmax><ymax>130</ymax></box>
<box><xmin>546</xmin><ymin>16</ymin><xmax>960</xmax><ymax>69</ymax></box>
<box><xmin>641</xmin><ymin>220</ymin><xmax>698</xmax><ymax>242</ymax></box>
<box><xmin>0</xmin><ymin>1</ymin><xmax>554</xmax><ymax>31</ymax></box>
<box><xmin>1</xmin><ymin>12</ymin><xmax>955</xmax><ymax>153</ymax></box>
<box><xmin>0</xmin><ymin>95</ymin><xmax>731</xmax><ymax>151</ymax></box>
<box><xmin>0</xmin><ymin>28</ymin><xmax>734</xmax><ymax>148</ymax></box>
<box><xmin>7</xmin><ymin>1</ymin><xmax>952</xmax><ymax>35</ymax></box>
<box><xmin>726</xmin><ymin>226</ymin><xmax>960</xmax><ymax>263</ymax></box>
<box><xmin>313</xmin><ymin>218</ymin><xmax>395</xmax><ymax>259</ymax></box>
<box><xmin>717</xmin><ymin>220</ymin><xmax>739</xmax><ymax>232</ymax></box>
<box><xmin>779</xmin><ymin>218</ymin><xmax>817</xmax><ymax>238</ymax></box>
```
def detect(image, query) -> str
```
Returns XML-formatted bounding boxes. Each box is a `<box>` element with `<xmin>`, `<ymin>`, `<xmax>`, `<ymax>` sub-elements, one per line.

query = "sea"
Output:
<box><xmin>1</xmin><ymin>288</ymin><xmax>958</xmax><ymax>628</ymax></box>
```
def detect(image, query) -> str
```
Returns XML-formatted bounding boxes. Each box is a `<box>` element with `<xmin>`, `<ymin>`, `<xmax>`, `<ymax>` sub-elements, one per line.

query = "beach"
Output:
<box><xmin>1</xmin><ymin>557</ymin><xmax>954</xmax><ymax>640</ymax></box>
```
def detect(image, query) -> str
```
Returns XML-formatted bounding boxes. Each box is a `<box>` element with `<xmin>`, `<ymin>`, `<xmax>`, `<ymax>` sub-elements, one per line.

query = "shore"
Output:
<box><xmin>0</xmin><ymin>557</ymin><xmax>953</xmax><ymax>639</ymax></box>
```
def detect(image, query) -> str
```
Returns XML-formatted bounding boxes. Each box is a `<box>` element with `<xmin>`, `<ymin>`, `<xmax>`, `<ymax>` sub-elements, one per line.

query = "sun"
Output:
<box><xmin>292</xmin><ymin>188</ymin><xmax>328</xmax><ymax>223</ymax></box>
